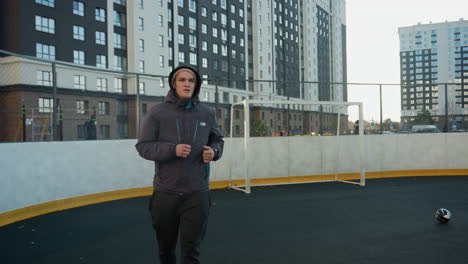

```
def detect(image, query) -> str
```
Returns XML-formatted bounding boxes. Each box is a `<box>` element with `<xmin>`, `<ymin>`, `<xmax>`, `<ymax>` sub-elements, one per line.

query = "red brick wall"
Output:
<box><xmin>0</xmin><ymin>91</ymin><xmax>24</xmax><ymax>141</ymax></box>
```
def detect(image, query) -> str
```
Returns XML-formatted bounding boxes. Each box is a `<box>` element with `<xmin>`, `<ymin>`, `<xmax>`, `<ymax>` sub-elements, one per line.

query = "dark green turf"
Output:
<box><xmin>1</xmin><ymin>176</ymin><xmax>468</xmax><ymax>264</ymax></box>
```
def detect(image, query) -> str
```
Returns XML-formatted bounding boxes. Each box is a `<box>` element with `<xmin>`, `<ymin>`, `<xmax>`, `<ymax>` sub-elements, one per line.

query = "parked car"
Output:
<box><xmin>411</xmin><ymin>125</ymin><xmax>440</xmax><ymax>133</ymax></box>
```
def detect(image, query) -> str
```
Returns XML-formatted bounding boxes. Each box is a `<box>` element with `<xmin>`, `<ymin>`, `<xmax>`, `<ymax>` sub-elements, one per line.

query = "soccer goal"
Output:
<box><xmin>228</xmin><ymin>99</ymin><xmax>365</xmax><ymax>194</ymax></box>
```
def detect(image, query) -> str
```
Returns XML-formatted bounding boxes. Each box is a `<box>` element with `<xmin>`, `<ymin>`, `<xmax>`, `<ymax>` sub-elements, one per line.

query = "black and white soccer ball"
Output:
<box><xmin>435</xmin><ymin>208</ymin><xmax>451</xmax><ymax>223</ymax></box>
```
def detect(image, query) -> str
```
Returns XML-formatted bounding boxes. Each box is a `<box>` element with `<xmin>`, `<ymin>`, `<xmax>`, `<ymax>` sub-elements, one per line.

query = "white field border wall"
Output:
<box><xmin>1</xmin><ymin>133</ymin><xmax>468</xmax><ymax>213</ymax></box>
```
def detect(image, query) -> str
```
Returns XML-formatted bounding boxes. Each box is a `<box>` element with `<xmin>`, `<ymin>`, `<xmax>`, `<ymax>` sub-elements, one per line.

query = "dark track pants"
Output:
<box><xmin>149</xmin><ymin>191</ymin><xmax>210</xmax><ymax>264</ymax></box>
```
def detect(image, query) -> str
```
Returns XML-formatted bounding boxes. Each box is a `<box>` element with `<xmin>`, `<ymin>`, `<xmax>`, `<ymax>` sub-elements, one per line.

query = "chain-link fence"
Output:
<box><xmin>0</xmin><ymin>49</ymin><xmax>170</xmax><ymax>142</ymax></box>
<box><xmin>1</xmin><ymin>49</ymin><xmax>468</xmax><ymax>142</ymax></box>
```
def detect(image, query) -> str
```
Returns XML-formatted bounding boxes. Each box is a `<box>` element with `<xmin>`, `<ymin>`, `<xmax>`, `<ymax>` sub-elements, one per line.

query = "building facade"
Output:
<box><xmin>0</xmin><ymin>0</ymin><xmax>348</xmax><ymax>141</ymax></box>
<box><xmin>399</xmin><ymin>19</ymin><xmax>468</xmax><ymax>130</ymax></box>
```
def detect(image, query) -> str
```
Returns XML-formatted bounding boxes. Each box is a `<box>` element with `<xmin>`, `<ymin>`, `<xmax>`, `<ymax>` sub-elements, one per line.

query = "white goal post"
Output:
<box><xmin>228</xmin><ymin>99</ymin><xmax>366</xmax><ymax>194</ymax></box>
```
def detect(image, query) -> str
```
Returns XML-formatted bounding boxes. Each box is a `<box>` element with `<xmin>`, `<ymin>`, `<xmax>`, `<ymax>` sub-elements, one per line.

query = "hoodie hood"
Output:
<box><xmin>166</xmin><ymin>65</ymin><xmax>202</xmax><ymax>105</ymax></box>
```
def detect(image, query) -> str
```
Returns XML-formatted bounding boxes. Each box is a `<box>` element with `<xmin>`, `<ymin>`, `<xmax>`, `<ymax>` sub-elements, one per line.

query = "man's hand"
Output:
<box><xmin>202</xmin><ymin>146</ymin><xmax>214</xmax><ymax>163</ymax></box>
<box><xmin>176</xmin><ymin>144</ymin><xmax>192</xmax><ymax>158</ymax></box>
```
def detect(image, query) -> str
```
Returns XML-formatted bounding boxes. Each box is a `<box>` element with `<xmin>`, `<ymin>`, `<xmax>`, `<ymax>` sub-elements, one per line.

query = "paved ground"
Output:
<box><xmin>1</xmin><ymin>176</ymin><xmax>468</xmax><ymax>264</ymax></box>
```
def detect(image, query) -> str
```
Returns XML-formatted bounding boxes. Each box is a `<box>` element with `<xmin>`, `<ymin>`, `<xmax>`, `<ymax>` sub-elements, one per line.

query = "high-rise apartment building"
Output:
<box><xmin>0</xmin><ymin>0</ymin><xmax>347</xmax><ymax>141</ymax></box>
<box><xmin>399</xmin><ymin>19</ymin><xmax>468</xmax><ymax>129</ymax></box>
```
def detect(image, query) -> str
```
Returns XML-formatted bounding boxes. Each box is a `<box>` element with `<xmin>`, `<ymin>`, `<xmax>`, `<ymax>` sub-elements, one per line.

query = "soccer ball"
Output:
<box><xmin>435</xmin><ymin>208</ymin><xmax>451</xmax><ymax>223</ymax></box>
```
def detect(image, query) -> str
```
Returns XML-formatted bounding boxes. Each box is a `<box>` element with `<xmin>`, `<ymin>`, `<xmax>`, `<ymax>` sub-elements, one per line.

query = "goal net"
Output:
<box><xmin>228</xmin><ymin>99</ymin><xmax>366</xmax><ymax>194</ymax></box>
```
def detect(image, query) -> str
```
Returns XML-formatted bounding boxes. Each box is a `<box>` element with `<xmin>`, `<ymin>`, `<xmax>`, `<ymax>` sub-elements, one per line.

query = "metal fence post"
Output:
<box><xmin>52</xmin><ymin>62</ymin><xmax>57</xmax><ymax>141</ymax></box>
<box><xmin>445</xmin><ymin>83</ymin><xmax>448</xmax><ymax>133</ymax></box>
<box><xmin>136</xmin><ymin>74</ymin><xmax>140</xmax><ymax>138</ymax></box>
<box><xmin>22</xmin><ymin>104</ymin><xmax>26</xmax><ymax>142</ymax></box>
<box><xmin>379</xmin><ymin>84</ymin><xmax>383</xmax><ymax>134</ymax></box>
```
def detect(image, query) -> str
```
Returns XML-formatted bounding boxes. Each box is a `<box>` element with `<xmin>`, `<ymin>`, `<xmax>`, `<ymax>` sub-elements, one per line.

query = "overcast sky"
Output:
<box><xmin>345</xmin><ymin>0</ymin><xmax>468</xmax><ymax>122</ymax></box>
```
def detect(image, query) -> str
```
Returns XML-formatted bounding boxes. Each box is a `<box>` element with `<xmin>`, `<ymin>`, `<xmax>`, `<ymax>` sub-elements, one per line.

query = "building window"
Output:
<box><xmin>36</xmin><ymin>43</ymin><xmax>55</xmax><ymax>60</ymax></box>
<box><xmin>77</xmin><ymin>125</ymin><xmax>86</xmax><ymax>139</ymax></box>
<box><xmin>159</xmin><ymin>15</ymin><xmax>164</xmax><ymax>26</ymax></box>
<box><xmin>212</xmin><ymin>11</ymin><xmax>218</xmax><ymax>21</ymax></box>
<box><xmin>213</xmin><ymin>44</ymin><xmax>218</xmax><ymax>54</ymax></box>
<box><xmin>189</xmin><ymin>0</ymin><xmax>196</xmax><ymax>12</ymax></box>
<box><xmin>97</xmin><ymin>78</ymin><xmax>108</xmax><ymax>92</ymax></box>
<box><xmin>179</xmin><ymin>52</ymin><xmax>185</xmax><ymax>63</ymax></box>
<box><xmin>139</xmin><ymin>60</ymin><xmax>145</xmax><ymax>73</ymax></box>
<box><xmin>35</xmin><ymin>16</ymin><xmax>55</xmax><ymax>34</ymax></box>
<box><xmin>38</xmin><ymin>98</ymin><xmax>53</xmax><ymax>113</ymax></box>
<box><xmin>74</xmin><ymin>75</ymin><xmax>86</xmax><ymax>90</ymax></box>
<box><xmin>115</xmin><ymin>78</ymin><xmax>126</xmax><ymax>93</ymax></box>
<box><xmin>221</xmin><ymin>45</ymin><xmax>227</xmax><ymax>56</ymax></box>
<box><xmin>212</xmin><ymin>27</ymin><xmax>218</xmax><ymax>38</ymax></box>
<box><xmin>220</xmin><ymin>29</ymin><xmax>226</xmax><ymax>41</ymax></box>
<box><xmin>159</xmin><ymin>35</ymin><xmax>164</xmax><ymax>47</ymax></box>
<box><xmin>189</xmin><ymin>35</ymin><xmax>197</xmax><ymax>48</ymax></box>
<box><xmin>73</xmin><ymin>50</ymin><xmax>85</xmax><ymax>64</ymax></box>
<box><xmin>37</xmin><ymin>71</ymin><xmax>52</xmax><ymax>86</ymax></box>
<box><xmin>178</xmin><ymin>15</ymin><xmax>184</xmax><ymax>26</ymax></box>
<box><xmin>98</xmin><ymin>102</ymin><xmax>109</xmax><ymax>115</ymax></box>
<box><xmin>73</xmin><ymin>1</ymin><xmax>84</xmax><ymax>16</ymax></box>
<box><xmin>202</xmin><ymin>58</ymin><xmax>208</xmax><ymax>68</ymax></box>
<box><xmin>96</xmin><ymin>55</ymin><xmax>107</xmax><ymax>68</ymax></box>
<box><xmin>96</xmin><ymin>31</ymin><xmax>106</xmax><ymax>45</ymax></box>
<box><xmin>113</xmin><ymin>11</ymin><xmax>126</xmax><ymax>28</ymax></box>
<box><xmin>189</xmin><ymin>17</ymin><xmax>197</xmax><ymax>30</ymax></box>
<box><xmin>35</xmin><ymin>0</ymin><xmax>54</xmax><ymax>8</ymax></box>
<box><xmin>201</xmin><ymin>7</ymin><xmax>207</xmax><ymax>17</ymax></box>
<box><xmin>178</xmin><ymin>33</ymin><xmax>185</xmax><ymax>44</ymax></box>
<box><xmin>221</xmin><ymin>60</ymin><xmax>227</xmax><ymax>71</ymax></box>
<box><xmin>139</xmin><ymin>82</ymin><xmax>145</xmax><ymax>94</ymax></box>
<box><xmin>202</xmin><ymin>41</ymin><xmax>207</xmax><ymax>51</ymax></box>
<box><xmin>95</xmin><ymin>8</ymin><xmax>106</xmax><ymax>22</ymax></box>
<box><xmin>137</xmin><ymin>0</ymin><xmax>143</xmax><ymax>8</ymax></box>
<box><xmin>160</xmin><ymin>55</ymin><xmax>165</xmax><ymax>67</ymax></box>
<box><xmin>114</xmin><ymin>55</ymin><xmax>127</xmax><ymax>71</ymax></box>
<box><xmin>99</xmin><ymin>125</ymin><xmax>110</xmax><ymax>139</ymax></box>
<box><xmin>221</xmin><ymin>13</ymin><xmax>227</xmax><ymax>26</ymax></box>
<box><xmin>142</xmin><ymin>103</ymin><xmax>148</xmax><ymax>116</ymax></box>
<box><xmin>113</xmin><ymin>0</ymin><xmax>126</xmax><ymax>6</ymax></box>
<box><xmin>76</xmin><ymin>100</ymin><xmax>88</xmax><ymax>114</ymax></box>
<box><xmin>138</xmin><ymin>17</ymin><xmax>144</xmax><ymax>30</ymax></box>
<box><xmin>190</xmin><ymin>53</ymin><xmax>197</xmax><ymax>65</ymax></box>
<box><xmin>202</xmin><ymin>24</ymin><xmax>207</xmax><ymax>34</ymax></box>
<box><xmin>178</xmin><ymin>0</ymin><xmax>184</xmax><ymax>7</ymax></box>
<box><xmin>139</xmin><ymin>39</ymin><xmax>144</xmax><ymax>52</ymax></box>
<box><xmin>114</xmin><ymin>33</ymin><xmax>126</xmax><ymax>49</ymax></box>
<box><xmin>73</xmin><ymin>25</ymin><xmax>85</xmax><ymax>40</ymax></box>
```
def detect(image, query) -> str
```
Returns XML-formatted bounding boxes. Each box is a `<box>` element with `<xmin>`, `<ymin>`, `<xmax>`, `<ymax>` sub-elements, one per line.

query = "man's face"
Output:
<box><xmin>174</xmin><ymin>71</ymin><xmax>196</xmax><ymax>100</ymax></box>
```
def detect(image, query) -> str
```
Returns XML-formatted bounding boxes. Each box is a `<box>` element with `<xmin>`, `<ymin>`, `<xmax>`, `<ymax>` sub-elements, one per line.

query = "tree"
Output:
<box><xmin>250</xmin><ymin>120</ymin><xmax>268</xmax><ymax>137</ymax></box>
<box><xmin>413</xmin><ymin>110</ymin><xmax>435</xmax><ymax>125</ymax></box>
<box><xmin>382</xmin><ymin>118</ymin><xmax>392</xmax><ymax>131</ymax></box>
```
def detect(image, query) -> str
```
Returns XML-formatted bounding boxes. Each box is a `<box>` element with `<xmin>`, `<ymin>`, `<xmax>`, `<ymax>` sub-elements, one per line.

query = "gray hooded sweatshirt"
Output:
<box><xmin>135</xmin><ymin>66</ymin><xmax>224</xmax><ymax>193</ymax></box>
